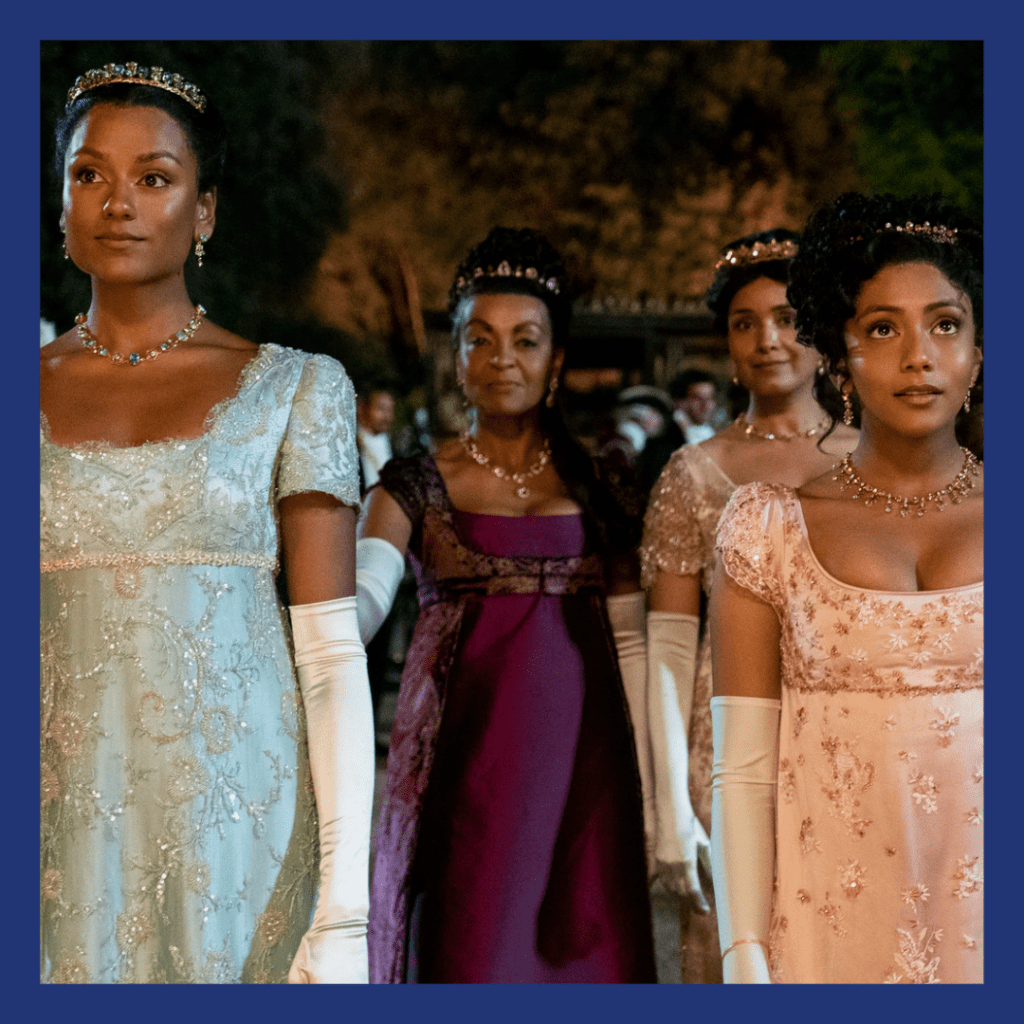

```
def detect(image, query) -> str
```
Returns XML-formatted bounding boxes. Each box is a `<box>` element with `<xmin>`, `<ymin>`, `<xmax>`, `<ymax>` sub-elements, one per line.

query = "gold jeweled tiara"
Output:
<box><xmin>66</xmin><ymin>62</ymin><xmax>207</xmax><ymax>113</ymax></box>
<box><xmin>713</xmin><ymin>238</ymin><xmax>799</xmax><ymax>271</ymax></box>
<box><xmin>455</xmin><ymin>260</ymin><xmax>560</xmax><ymax>296</ymax></box>
<box><xmin>844</xmin><ymin>220</ymin><xmax>961</xmax><ymax>247</ymax></box>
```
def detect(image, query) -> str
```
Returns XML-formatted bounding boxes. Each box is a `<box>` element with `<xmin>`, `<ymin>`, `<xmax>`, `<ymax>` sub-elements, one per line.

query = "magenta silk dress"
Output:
<box><xmin>368</xmin><ymin>455</ymin><xmax>656</xmax><ymax>984</ymax></box>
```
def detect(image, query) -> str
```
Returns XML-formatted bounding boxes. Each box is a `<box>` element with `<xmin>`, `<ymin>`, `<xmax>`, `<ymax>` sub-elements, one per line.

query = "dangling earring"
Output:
<box><xmin>195</xmin><ymin>234</ymin><xmax>208</xmax><ymax>267</ymax></box>
<box><xmin>732</xmin><ymin>376</ymin><xmax>740</xmax><ymax>386</ymax></box>
<box><xmin>61</xmin><ymin>222</ymin><xmax>69</xmax><ymax>260</ymax></box>
<box><xmin>842</xmin><ymin>384</ymin><xmax>855</xmax><ymax>427</ymax></box>
<box><xmin>963</xmin><ymin>390</ymin><xmax>971</xmax><ymax>414</ymax></box>
<box><xmin>546</xmin><ymin>377</ymin><xmax>558</xmax><ymax>408</ymax></box>
<box><xmin>62</xmin><ymin>238</ymin><xmax>69</xmax><ymax>260</ymax></box>
<box><xmin>816</xmin><ymin>361</ymin><xmax>827</xmax><ymax>377</ymax></box>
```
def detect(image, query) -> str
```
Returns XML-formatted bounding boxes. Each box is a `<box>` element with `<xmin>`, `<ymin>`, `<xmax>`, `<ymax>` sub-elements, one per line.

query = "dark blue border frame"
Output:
<box><xmin>16</xmin><ymin>6</ymin><xmax>1010</xmax><ymax>1020</ymax></box>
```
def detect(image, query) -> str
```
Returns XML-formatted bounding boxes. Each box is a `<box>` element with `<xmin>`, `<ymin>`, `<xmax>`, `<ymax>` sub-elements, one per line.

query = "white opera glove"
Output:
<box><xmin>647</xmin><ymin>611</ymin><xmax>710</xmax><ymax>911</ymax></box>
<box><xmin>710</xmin><ymin>694</ymin><xmax>781</xmax><ymax>984</ymax></box>
<box><xmin>355</xmin><ymin>537</ymin><xmax>405</xmax><ymax>645</ymax></box>
<box><xmin>288</xmin><ymin>597</ymin><xmax>374</xmax><ymax>984</ymax></box>
<box><xmin>606</xmin><ymin>591</ymin><xmax>656</xmax><ymax>865</ymax></box>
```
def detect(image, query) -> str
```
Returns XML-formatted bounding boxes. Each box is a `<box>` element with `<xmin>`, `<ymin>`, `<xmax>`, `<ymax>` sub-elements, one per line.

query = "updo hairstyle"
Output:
<box><xmin>787</xmin><ymin>192</ymin><xmax>983</xmax><ymax>380</ymax></box>
<box><xmin>705</xmin><ymin>228</ymin><xmax>801</xmax><ymax>336</ymax></box>
<box><xmin>448</xmin><ymin>227</ymin><xmax>572</xmax><ymax>348</ymax></box>
<box><xmin>55</xmin><ymin>80</ymin><xmax>227</xmax><ymax>196</ymax></box>
<box><xmin>449</xmin><ymin>226</ymin><xmax>643</xmax><ymax>558</ymax></box>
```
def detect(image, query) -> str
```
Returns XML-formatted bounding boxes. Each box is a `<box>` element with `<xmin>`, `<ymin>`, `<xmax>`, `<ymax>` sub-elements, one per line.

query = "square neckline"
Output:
<box><xmin>425</xmin><ymin>453</ymin><xmax>583</xmax><ymax>521</ymax></box>
<box><xmin>784</xmin><ymin>485</ymin><xmax>983</xmax><ymax>597</ymax></box>
<box><xmin>40</xmin><ymin>343</ymin><xmax>276</xmax><ymax>454</ymax></box>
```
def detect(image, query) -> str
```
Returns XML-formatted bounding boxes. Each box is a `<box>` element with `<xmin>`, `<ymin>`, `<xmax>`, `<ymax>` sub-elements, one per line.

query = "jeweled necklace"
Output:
<box><xmin>736</xmin><ymin>413</ymin><xmax>829</xmax><ymax>441</ymax></box>
<box><xmin>75</xmin><ymin>304</ymin><xmax>206</xmax><ymax>366</ymax></box>
<box><xmin>460</xmin><ymin>431</ymin><xmax>552</xmax><ymax>499</ymax></box>
<box><xmin>834</xmin><ymin>447</ymin><xmax>980</xmax><ymax>517</ymax></box>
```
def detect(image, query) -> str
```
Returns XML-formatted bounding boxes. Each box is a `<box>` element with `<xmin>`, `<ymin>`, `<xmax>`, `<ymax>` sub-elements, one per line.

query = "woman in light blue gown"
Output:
<box><xmin>41</xmin><ymin>61</ymin><xmax>373</xmax><ymax>984</ymax></box>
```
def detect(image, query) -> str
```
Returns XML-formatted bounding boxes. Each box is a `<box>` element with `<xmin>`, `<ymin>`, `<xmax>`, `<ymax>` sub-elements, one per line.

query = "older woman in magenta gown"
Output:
<box><xmin>357</xmin><ymin>228</ymin><xmax>656</xmax><ymax>983</ymax></box>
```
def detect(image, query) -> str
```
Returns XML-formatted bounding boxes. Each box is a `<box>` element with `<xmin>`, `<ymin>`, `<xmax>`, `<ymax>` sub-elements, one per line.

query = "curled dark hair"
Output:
<box><xmin>788</xmin><ymin>192</ymin><xmax>983</xmax><ymax>380</ymax></box>
<box><xmin>449</xmin><ymin>226</ymin><xmax>642</xmax><ymax>559</ymax></box>
<box><xmin>705</xmin><ymin>228</ymin><xmax>801</xmax><ymax>336</ymax></box>
<box><xmin>55</xmin><ymin>80</ymin><xmax>227</xmax><ymax>196</ymax></box>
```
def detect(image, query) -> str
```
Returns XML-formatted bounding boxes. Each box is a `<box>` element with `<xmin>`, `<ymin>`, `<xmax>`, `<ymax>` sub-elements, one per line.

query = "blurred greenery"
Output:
<box><xmin>817</xmin><ymin>41</ymin><xmax>983</xmax><ymax>219</ymax></box>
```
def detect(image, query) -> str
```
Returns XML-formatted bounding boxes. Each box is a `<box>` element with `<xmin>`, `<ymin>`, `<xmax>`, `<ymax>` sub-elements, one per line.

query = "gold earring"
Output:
<box><xmin>963</xmin><ymin>390</ymin><xmax>971</xmax><ymax>414</ymax></box>
<box><xmin>546</xmin><ymin>377</ymin><xmax>558</xmax><ymax>408</ymax></box>
<box><xmin>195</xmin><ymin>234</ymin><xmax>208</xmax><ymax>267</ymax></box>
<box><xmin>842</xmin><ymin>385</ymin><xmax>854</xmax><ymax>426</ymax></box>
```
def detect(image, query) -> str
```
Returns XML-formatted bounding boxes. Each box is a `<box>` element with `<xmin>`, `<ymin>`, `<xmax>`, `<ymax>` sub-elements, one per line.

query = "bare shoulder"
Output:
<box><xmin>193</xmin><ymin>320</ymin><xmax>259</xmax><ymax>355</ymax></box>
<box><xmin>796</xmin><ymin>463</ymin><xmax>841</xmax><ymax>500</ymax></box>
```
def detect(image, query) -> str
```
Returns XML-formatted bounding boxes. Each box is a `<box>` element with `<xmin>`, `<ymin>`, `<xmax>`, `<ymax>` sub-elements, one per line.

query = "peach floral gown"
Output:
<box><xmin>716</xmin><ymin>482</ymin><xmax>983</xmax><ymax>983</ymax></box>
<box><xmin>640</xmin><ymin>444</ymin><xmax>738</xmax><ymax>983</ymax></box>
<box><xmin>40</xmin><ymin>345</ymin><xmax>360</xmax><ymax>983</ymax></box>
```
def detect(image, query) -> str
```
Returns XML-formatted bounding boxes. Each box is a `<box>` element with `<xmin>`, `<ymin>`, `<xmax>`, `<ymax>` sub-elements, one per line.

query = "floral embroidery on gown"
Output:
<box><xmin>717</xmin><ymin>482</ymin><xmax>983</xmax><ymax>983</ymax></box>
<box><xmin>640</xmin><ymin>444</ymin><xmax>736</xmax><ymax>982</ymax></box>
<box><xmin>40</xmin><ymin>344</ymin><xmax>359</xmax><ymax>983</ymax></box>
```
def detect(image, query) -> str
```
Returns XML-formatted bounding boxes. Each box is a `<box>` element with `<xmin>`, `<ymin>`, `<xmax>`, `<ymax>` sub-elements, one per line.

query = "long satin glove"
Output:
<box><xmin>710</xmin><ymin>694</ymin><xmax>781</xmax><ymax>984</ymax></box>
<box><xmin>355</xmin><ymin>536</ymin><xmax>405</xmax><ymax>645</ymax></box>
<box><xmin>288</xmin><ymin>596</ymin><xmax>374</xmax><ymax>983</ymax></box>
<box><xmin>647</xmin><ymin>611</ymin><xmax>710</xmax><ymax>910</ymax></box>
<box><xmin>606</xmin><ymin>591</ymin><xmax>656</xmax><ymax>867</ymax></box>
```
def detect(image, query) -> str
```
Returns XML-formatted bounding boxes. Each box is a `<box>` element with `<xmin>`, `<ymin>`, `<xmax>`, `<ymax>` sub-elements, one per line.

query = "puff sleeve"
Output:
<box><xmin>277</xmin><ymin>354</ymin><xmax>360</xmax><ymax>508</ymax></box>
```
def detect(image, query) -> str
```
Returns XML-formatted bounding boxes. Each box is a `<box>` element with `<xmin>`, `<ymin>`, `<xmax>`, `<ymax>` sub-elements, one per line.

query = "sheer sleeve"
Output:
<box><xmin>277</xmin><ymin>354</ymin><xmax>360</xmax><ymax>507</ymax></box>
<box><xmin>377</xmin><ymin>455</ymin><xmax>433</xmax><ymax>529</ymax></box>
<box><xmin>640</xmin><ymin>448</ymin><xmax>706</xmax><ymax>588</ymax></box>
<box><xmin>714</xmin><ymin>482</ymin><xmax>788</xmax><ymax>613</ymax></box>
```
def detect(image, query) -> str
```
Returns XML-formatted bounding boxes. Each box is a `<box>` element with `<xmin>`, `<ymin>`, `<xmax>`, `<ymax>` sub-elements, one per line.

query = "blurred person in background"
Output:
<box><xmin>670</xmin><ymin>369</ymin><xmax>719</xmax><ymax>444</ymax></box>
<box><xmin>640</xmin><ymin>228</ymin><xmax>857</xmax><ymax>982</ymax></box>
<box><xmin>356</xmin><ymin>379</ymin><xmax>397</xmax><ymax>492</ymax></box>
<box><xmin>357</xmin><ymin>227</ymin><xmax>656</xmax><ymax>983</ymax></box>
<box><xmin>619</xmin><ymin>384</ymin><xmax>686</xmax><ymax>494</ymax></box>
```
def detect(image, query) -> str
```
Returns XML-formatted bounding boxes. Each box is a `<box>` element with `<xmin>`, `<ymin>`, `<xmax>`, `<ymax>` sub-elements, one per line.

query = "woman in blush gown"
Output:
<box><xmin>640</xmin><ymin>229</ymin><xmax>856</xmax><ymax>982</ymax></box>
<box><xmin>41</xmin><ymin>62</ymin><xmax>373</xmax><ymax>983</ymax></box>
<box><xmin>709</xmin><ymin>193</ymin><xmax>983</xmax><ymax>983</ymax></box>
<box><xmin>358</xmin><ymin>228</ymin><xmax>657</xmax><ymax>983</ymax></box>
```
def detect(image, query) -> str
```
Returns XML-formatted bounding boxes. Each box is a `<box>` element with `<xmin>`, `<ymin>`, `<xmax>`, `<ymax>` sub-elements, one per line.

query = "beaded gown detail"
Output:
<box><xmin>640</xmin><ymin>444</ymin><xmax>736</xmax><ymax>983</ymax></box>
<box><xmin>368</xmin><ymin>455</ymin><xmax>655</xmax><ymax>983</ymax></box>
<box><xmin>40</xmin><ymin>344</ymin><xmax>360</xmax><ymax>984</ymax></box>
<box><xmin>717</xmin><ymin>483</ymin><xmax>983</xmax><ymax>983</ymax></box>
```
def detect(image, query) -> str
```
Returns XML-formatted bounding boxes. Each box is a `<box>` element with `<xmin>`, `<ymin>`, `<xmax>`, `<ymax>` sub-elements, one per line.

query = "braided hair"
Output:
<box><xmin>450</xmin><ymin>227</ymin><xmax>643</xmax><ymax>558</ymax></box>
<box><xmin>787</xmin><ymin>193</ymin><xmax>983</xmax><ymax>422</ymax></box>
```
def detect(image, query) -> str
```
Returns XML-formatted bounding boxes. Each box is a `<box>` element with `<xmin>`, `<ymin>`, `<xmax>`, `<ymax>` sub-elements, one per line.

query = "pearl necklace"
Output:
<box><xmin>834</xmin><ymin>447</ymin><xmax>980</xmax><ymax>516</ymax></box>
<box><xmin>460</xmin><ymin>431</ymin><xmax>552</xmax><ymax>499</ymax></box>
<box><xmin>75</xmin><ymin>305</ymin><xmax>206</xmax><ymax>366</ymax></box>
<box><xmin>736</xmin><ymin>413</ymin><xmax>829</xmax><ymax>441</ymax></box>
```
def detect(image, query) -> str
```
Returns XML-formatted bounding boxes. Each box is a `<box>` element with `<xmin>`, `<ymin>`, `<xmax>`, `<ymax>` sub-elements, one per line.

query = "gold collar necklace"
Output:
<box><xmin>834</xmin><ymin>447</ymin><xmax>980</xmax><ymax>516</ymax></box>
<box><xmin>736</xmin><ymin>413</ymin><xmax>829</xmax><ymax>441</ymax></box>
<box><xmin>460</xmin><ymin>432</ymin><xmax>552</xmax><ymax>499</ymax></box>
<box><xmin>75</xmin><ymin>305</ymin><xmax>205</xmax><ymax>366</ymax></box>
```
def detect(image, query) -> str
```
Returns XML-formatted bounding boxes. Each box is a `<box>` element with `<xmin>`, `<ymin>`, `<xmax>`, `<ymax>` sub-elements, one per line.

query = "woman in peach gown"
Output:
<box><xmin>709</xmin><ymin>193</ymin><xmax>983</xmax><ymax>983</ymax></box>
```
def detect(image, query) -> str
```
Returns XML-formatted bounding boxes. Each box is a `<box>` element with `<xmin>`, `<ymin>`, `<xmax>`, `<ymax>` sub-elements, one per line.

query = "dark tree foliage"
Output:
<box><xmin>818</xmin><ymin>41</ymin><xmax>983</xmax><ymax>219</ymax></box>
<box><xmin>41</xmin><ymin>41</ymin><xmax>348</xmax><ymax>339</ymax></box>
